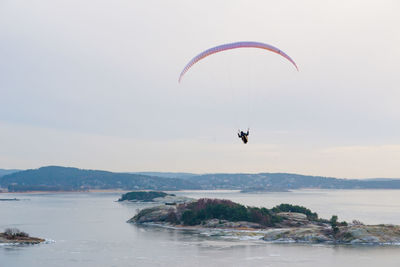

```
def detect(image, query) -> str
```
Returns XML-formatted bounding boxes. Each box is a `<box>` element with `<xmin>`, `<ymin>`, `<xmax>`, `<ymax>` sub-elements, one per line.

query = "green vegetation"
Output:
<box><xmin>330</xmin><ymin>215</ymin><xmax>340</xmax><ymax>235</ymax></box>
<box><xmin>118</xmin><ymin>191</ymin><xmax>174</xmax><ymax>202</ymax></box>
<box><xmin>329</xmin><ymin>215</ymin><xmax>348</xmax><ymax>236</ymax></box>
<box><xmin>272</xmin><ymin>203</ymin><xmax>319</xmax><ymax>221</ymax></box>
<box><xmin>170</xmin><ymin>199</ymin><xmax>282</xmax><ymax>227</ymax></box>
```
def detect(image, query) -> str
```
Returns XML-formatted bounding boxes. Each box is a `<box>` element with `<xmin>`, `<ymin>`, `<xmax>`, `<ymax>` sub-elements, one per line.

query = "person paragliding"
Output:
<box><xmin>238</xmin><ymin>129</ymin><xmax>249</xmax><ymax>144</ymax></box>
<box><xmin>178</xmin><ymin>41</ymin><xmax>298</xmax><ymax>144</ymax></box>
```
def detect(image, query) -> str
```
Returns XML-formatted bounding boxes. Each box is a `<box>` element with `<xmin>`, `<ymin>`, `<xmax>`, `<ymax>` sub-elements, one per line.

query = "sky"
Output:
<box><xmin>1</xmin><ymin>0</ymin><xmax>400</xmax><ymax>178</ymax></box>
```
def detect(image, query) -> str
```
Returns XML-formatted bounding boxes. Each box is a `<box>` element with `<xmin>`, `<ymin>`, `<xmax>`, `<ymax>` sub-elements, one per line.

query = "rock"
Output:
<box><xmin>261</xmin><ymin>224</ymin><xmax>400</xmax><ymax>244</ymax></box>
<box><xmin>0</xmin><ymin>233</ymin><xmax>45</xmax><ymax>245</ymax></box>
<box><xmin>128</xmin><ymin>205</ymin><xmax>177</xmax><ymax>223</ymax></box>
<box><xmin>262</xmin><ymin>227</ymin><xmax>334</xmax><ymax>243</ymax></box>
<box><xmin>152</xmin><ymin>195</ymin><xmax>194</xmax><ymax>204</ymax></box>
<box><xmin>202</xmin><ymin>219</ymin><xmax>221</xmax><ymax>227</ymax></box>
<box><xmin>338</xmin><ymin>225</ymin><xmax>400</xmax><ymax>244</ymax></box>
<box><xmin>277</xmin><ymin>212</ymin><xmax>308</xmax><ymax>221</ymax></box>
<box><xmin>276</xmin><ymin>212</ymin><xmax>312</xmax><ymax>228</ymax></box>
<box><xmin>218</xmin><ymin>221</ymin><xmax>263</xmax><ymax>229</ymax></box>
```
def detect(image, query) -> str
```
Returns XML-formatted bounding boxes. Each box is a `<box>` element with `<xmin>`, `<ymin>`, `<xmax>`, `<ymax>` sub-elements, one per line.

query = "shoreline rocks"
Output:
<box><xmin>129</xmin><ymin>205</ymin><xmax>400</xmax><ymax>245</ymax></box>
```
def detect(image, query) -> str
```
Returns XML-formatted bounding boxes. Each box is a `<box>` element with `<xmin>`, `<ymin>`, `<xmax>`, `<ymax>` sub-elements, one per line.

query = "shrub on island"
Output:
<box><xmin>169</xmin><ymin>198</ymin><xmax>282</xmax><ymax>227</ymax></box>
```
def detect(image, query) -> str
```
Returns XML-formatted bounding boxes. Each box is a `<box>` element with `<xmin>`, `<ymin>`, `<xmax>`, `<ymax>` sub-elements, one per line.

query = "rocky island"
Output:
<box><xmin>129</xmin><ymin>198</ymin><xmax>400</xmax><ymax>245</ymax></box>
<box><xmin>0</xmin><ymin>198</ymin><xmax>19</xmax><ymax>201</ymax></box>
<box><xmin>0</xmin><ymin>228</ymin><xmax>45</xmax><ymax>245</ymax></box>
<box><xmin>118</xmin><ymin>191</ymin><xmax>193</xmax><ymax>204</ymax></box>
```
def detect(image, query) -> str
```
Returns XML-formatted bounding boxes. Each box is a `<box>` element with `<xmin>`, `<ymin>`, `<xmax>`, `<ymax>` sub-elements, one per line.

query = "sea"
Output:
<box><xmin>1</xmin><ymin>189</ymin><xmax>400</xmax><ymax>267</ymax></box>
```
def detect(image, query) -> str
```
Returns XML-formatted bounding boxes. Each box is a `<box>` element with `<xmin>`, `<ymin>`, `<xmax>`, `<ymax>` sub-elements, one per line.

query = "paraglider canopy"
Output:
<box><xmin>178</xmin><ymin>41</ymin><xmax>298</xmax><ymax>83</ymax></box>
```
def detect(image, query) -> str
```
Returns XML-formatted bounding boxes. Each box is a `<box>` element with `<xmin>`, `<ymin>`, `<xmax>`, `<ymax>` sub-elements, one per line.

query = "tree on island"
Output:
<box><xmin>167</xmin><ymin>199</ymin><xmax>283</xmax><ymax>226</ymax></box>
<box><xmin>329</xmin><ymin>215</ymin><xmax>348</xmax><ymax>237</ymax></box>
<box><xmin>330</xmin><ymin>215</ymin><xmax>339</xmax><ymax>235</ymax></box>
<box><xmin>3</xmin><ymin>228</ymin><xmax>29</xmax><ymax>239</ymax></box>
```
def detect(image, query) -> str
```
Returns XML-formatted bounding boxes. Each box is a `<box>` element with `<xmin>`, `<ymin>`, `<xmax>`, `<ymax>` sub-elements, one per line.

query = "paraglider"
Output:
<box><xmin>178</xmin><ymin>41</ymin><xmax>298</xmax><ymax>144</ymax></box>
<box><xmin>178</xmin><ymin>41</ymin><xmax>298</xmax><ymax>83</ymax></box>
<box><xmin>238</xmin><ymin>129</ymin><xmax>250</xmax><ymax>144</ymax></box>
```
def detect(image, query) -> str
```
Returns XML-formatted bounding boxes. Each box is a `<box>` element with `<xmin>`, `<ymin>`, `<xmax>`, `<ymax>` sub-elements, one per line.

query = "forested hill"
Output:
<box><xmin>0</xmin><ymin>169</ymin><xmax>20</xmax><ymax>177</ymax></box>
<box><xmin>131</xmin><ymin>172</ymin><xmax>198</xmax><ymax>179</ymax></box>
<box><xmin>183</xmin><ymin>173</ymin><xmax>400</xmax><ymax>190</ymax></box>
<box><xmin>1</xmin><ymin>166</ymin><xmax>400</xmax><ymax>192</ymax></box>
<box><xmin>0</xmin><ymin>166</ymin><xmax>200</xmax><ymax>192</ymax></box>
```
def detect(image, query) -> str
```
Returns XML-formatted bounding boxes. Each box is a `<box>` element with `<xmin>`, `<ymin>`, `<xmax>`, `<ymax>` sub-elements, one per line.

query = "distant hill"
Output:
<box><xmin>131</xmin><ymin>172</ymin><xmax>198</xmax><ymax>179</ymax></box>
<box><xmin>1</xmin><ymin>166</ymin><xmax>400</xmax><ymax>192</ymax></box>
<box><xmin>363</xmin><ymin>178</ymin><xmax>400</xmax><ymax>182</ymax></box>
<box><xmin>0</xmin><ymin>166</ymin><xmax>199</xmax><ymax>192</ymax></box>
<box><xmin>184</xmin><ymin>173</ymin><xmax>400</xmax><ymax>190</ymax></box>
<box><xmin>0</xmin><ymin>169</ymin><xmax>20</xmax><ymax>177</ymax></box>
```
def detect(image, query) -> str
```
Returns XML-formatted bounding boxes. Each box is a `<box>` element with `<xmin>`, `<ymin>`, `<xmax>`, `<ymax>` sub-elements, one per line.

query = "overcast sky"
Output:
<box><xmin>1</xmin><ymin>0</ymin><xmax>400</xmax><ymax>177</ymax></box>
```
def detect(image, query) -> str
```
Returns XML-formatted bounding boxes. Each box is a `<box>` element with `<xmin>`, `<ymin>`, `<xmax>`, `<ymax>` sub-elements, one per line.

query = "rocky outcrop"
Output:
<box><xmin>129</xmin><ymin>205</ymin><xmax>400</xmax><ymax>245</ymax></box>
<box><xmin>118</xmin><ymin>191</ymin><xmax>193</xmax><ymax>204</ymax></box>
<box><xmin>152</xmin><ymin>195</ymin><xmax>194</xmax><ymax>204</ymax></box>
<box><xmin>0</xmin><ymin>233</ymin><xmax>45</xmax><ymax>245</ymax></box>
<box><xmin>202</xmin><ymin>219</ymin><xmax>263</xmax><ymax>229</ymax></box>
<box><xmin>336</xmin><ymin>225</ymin><xmax>400</xmax><ymax>244</ymax></box>
<box><xmin>128</xmin><ymin>205</ymin><xmax>177</xmax><ymax>224</ymax></box>
<box><xmin>261</xmin><ymin>224</ymin><xmax>400</xmax><ymax>244</ymax></box>
<box><xmin>262</xmin><ymin>226</ymin><xmax>332</xmax><ymax>243</ymax></box>
<box><xmin>275</xmin><ymin>212</ymin><xmax>311</xmax><ymax>227</ymax></box>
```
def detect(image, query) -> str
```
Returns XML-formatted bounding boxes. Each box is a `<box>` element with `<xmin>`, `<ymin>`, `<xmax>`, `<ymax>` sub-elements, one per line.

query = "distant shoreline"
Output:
<box><xmin>0</xmin><ymin>189</ymin><xmax>130</xmax><ymax>194</ymax></box>
<box><xmin>3</xmin><ymin>166</ymin><xmax>400</xmax><ymax>193</ymax></box>
<box><xmin>3</xmin><ymin>188</ymin><xmax>400</xmax><ymax>194</ymax></box>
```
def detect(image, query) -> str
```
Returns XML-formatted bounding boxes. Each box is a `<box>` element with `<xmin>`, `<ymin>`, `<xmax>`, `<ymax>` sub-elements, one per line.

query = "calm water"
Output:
<box><xmin>1</xmin><ymin>190</ymin><xmax>400</xmax><ymax>267</ymax></box>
